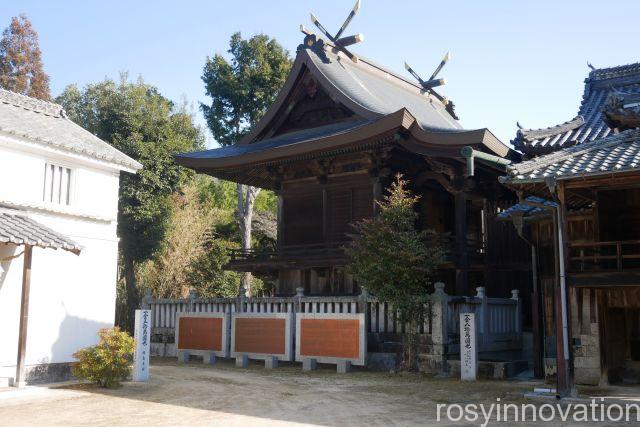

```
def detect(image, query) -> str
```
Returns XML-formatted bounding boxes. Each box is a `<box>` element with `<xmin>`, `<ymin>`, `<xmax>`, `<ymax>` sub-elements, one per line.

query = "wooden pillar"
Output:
<box><xmin>551</xmin><ymin>185</ymin><xmax>574</xmax><ymax>396</ymax></box>
<box><xmin>15</xmin><ymin>244</ymin><xmax>33</xmax><ymax>388</ymax></box>
<box><xmin>455</xmin><ymin>192</ymin><xmax>469</xmax><ymax>295</ymax></box>
<box><xmin>557</xmin><ymin>183</ymin><xmax>575</xmax><ymax>395</ymax></box>
<box><xmin>372</xmin><ymin>175</ymin><xmax>382</xmax><ymax>217</ymax></box>
<box><xmin>531</xmin><ymin>243</ymin><xmax>544</xmax><ymax>378</ymax></box>
<box><xmin>321</xmin><ymin>181</ymin><xmax>328</xmax><ymax>242</ymax></box>
<box><xmin>276</xmin><ymin>190</ymin><xmax>284</xmax><ymax>248</ymax></box>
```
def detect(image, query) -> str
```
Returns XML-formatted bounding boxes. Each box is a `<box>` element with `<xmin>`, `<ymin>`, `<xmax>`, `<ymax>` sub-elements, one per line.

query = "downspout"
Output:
<box><xmin>524</xmin><ymin>185</ymin><xmax>573</xmax><ymax>396</ymax></box>
<box><xmin>461</xmin><ymin>146</ymin><xmax>512</xmax><ymax>177</ymax></box>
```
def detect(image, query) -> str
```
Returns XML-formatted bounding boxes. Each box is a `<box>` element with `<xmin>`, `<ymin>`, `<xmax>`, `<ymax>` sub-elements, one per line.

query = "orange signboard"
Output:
<box><xmin>234</xmin><ymin>318</ymin><xmax>286</xmax><ymax>356</ymax></box>
<box><xmin>178</xmin><ymin>316</ymin><xmax>223</xmax><ymax>351</ymax></box>
<box><xmin>299</xmin><ymin>318</ymin><xmax>360</xmax><ymax>359</ymax></box>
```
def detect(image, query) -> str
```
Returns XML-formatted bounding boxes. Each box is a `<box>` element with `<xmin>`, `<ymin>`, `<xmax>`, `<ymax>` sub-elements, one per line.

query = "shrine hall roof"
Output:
<box><xmin>512</xmin><ymin>62</ymin><xmax>640</xmax><ymax>156</ymax></box>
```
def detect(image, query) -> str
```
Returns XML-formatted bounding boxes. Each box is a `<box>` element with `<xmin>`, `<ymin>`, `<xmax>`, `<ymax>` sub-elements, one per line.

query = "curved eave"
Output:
<box><xmin>177</xmin><ymin>109</ymin><xmax>513</xmax><ymax>183</ymax></box>
<box><xmin>176</xmin><ymin>110</ymin><xmax>407</xmax><ymax>171</ymax></box>
<box><xmin>408</xmin><ymin>122</ymin><xmax>512</xmax><ymax>159</ymax></box>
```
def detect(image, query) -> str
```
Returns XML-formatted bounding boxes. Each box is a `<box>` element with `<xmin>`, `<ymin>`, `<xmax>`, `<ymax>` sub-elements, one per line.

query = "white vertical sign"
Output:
<box><xmin>133</xmin><ymin>309</ymin><xmax>151</xmax><ymax>381</ymax></box>
<box><xmin>460</xmin><ymin>312</ymin><xmax>477</xmax><ymax>381</ymax></box>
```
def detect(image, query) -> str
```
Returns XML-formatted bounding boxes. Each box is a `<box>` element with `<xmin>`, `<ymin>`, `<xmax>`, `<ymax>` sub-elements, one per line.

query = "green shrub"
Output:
<box><xmin>72</xmin><ymin>327</ymin><xmax>135</xmax><ymax>388</ymax></box>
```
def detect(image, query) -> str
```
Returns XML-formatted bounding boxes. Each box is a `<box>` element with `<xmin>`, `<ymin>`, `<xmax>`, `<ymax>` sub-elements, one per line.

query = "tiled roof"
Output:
<box><xmin>512</xmin><ymin>62</ymin><xmax>640</xmax><ymax>156</ymax></box>
<box><xmin>0</xmin><ymin>208</ymin><xmax>81</xmax><ymax>253</ymax></box>
<box><xmin>497</xmin><ymin>196</ymin><xmax>556</xmax><ymax>220</ymax></box>
<box><xmin>501</xmin><ymin>128</ymin><xmax>640</xmax><ymax>184</ymax></box>
<box><xmin>0</xmin><ymin>89</ymin><xmax>142</xmax><ymax>172</ymax></box>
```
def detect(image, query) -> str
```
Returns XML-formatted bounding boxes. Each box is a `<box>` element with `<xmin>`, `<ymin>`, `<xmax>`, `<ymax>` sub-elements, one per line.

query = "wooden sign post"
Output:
<box><xmin>133</xmin><ymin>309</ymin><xmax>151</xmax><ymax>381</ymax></box>
<box><xmin>460</xmin><ymin>312</ymin><xmax>477</xmax><ymax>381</ymax></box>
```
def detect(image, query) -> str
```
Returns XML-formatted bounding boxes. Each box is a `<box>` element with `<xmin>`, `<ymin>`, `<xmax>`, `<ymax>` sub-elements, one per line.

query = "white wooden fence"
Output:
<box><xmin>143</xmin><ymin>284</ymin><xmax>521</xmax><ymax>358</ymax></box>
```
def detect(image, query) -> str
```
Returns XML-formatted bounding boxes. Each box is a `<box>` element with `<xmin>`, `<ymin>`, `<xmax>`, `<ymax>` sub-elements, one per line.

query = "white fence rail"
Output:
<box><xmin>143</xmin><ymin>284</ymin><xmax>521</xmax><ymax>358</ymax></box>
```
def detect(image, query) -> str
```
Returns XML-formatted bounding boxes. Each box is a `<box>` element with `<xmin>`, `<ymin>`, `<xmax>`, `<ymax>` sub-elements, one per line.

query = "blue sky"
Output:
<box><xmin>2</xmin><ymin>1</ymin><xmax>638</xmax><ymax>146</ymax></box>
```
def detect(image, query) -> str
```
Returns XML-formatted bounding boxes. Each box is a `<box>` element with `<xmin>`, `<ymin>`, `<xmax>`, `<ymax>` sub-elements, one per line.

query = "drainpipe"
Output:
<box><xmin>524</xmin><ymin>186</ymin><xmax>573</xmax><ymax>397</ymax></box>
<box><xmin>461</xmin><ymin>146</ymin><xmax>512</xmax><ymax>177</ymax></box>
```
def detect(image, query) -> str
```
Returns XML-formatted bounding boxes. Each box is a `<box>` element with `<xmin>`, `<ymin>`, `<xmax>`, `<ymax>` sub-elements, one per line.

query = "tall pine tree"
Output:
<box><xmin>0</xmin><ymin>14</ymin><xmax>50</xmax><ymax>100</ymax></box>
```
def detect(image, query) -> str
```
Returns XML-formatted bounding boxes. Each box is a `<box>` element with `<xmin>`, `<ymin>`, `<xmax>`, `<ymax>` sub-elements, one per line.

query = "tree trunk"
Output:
<box><xmin>236</xmin><ymin>183</ymin><xmax>261</xmax><ymax>296</ymax></box>
<box><xmin>123</xmin><ymin>255</ymin><xmax>139</xmax><ymax>333</ymax></box>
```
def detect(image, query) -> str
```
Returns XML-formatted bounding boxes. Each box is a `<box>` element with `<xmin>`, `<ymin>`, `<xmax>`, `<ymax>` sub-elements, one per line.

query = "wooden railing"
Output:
<box><xmin>568</xmin><ymin>240</ymin><xmax>640</xmax><ymax>272</ymax></box>
<box><xmin>228</xmin><ymin>235</ymin><xmax>486</xmax><ymax>265</ymax></box>
<box><xmin>228</xmin><ymin>241</ymin><xmax>347</xmax><ymax>264</ymax></box>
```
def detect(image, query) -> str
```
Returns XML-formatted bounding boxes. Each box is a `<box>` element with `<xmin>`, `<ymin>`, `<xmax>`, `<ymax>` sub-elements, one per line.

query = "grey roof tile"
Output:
<box><xmin>513</xmin><ymin>62</ymin><xmax>640</xmax><ymax>156</ymax></box>
<box><xmin>0</xmin><ymin>89</ymin><xmax>142</xmax><ymax>171</ymax></box>
<box><xmin>0</xmin><ymin>208</ymin><xmax>81</xmax><ymax>253</ymax></box>
<box><xmin>497</xmin><ymin>196</ymin><xmax>557</xmax><ymax>220</ymax></box>
<box><xmin>306</xmin><ymin>47</ymin><xmax>462</xmax><ymax>132</ymax></box>
<box><xmin>502</xmin><ymin>128</ymin><xmax>640</xmax><ymax>184</ymax></box>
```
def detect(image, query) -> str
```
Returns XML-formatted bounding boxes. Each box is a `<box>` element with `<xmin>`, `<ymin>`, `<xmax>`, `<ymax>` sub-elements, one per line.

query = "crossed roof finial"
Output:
<box><xmin>404</xmin><ymin>52</ymin><xmax>450</xmax><ymax>92</ymax></box>
<box><xmin>305</xmin><ymin>0</ymin><xmax>364</xmax><ymax>63</ymax></box>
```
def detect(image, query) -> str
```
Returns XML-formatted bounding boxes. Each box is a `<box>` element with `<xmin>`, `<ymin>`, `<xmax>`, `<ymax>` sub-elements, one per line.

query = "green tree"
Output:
<box><xmin>346</xmin><ymin>175</ymin><xmax>443</xmax><ymax>370</ymax></box>
<box><xmin>0</xmin><ymin>14</ymin><xmax>50</xmax><ymax>100</ymax></box>
<box><xmin>201</xmin><ymin>32</ymin><xmax>291</xmax><ymax>295</ymax></box>
<box><xmin>137</xmin><ymin>177</ymin><xmax>240</xmax><ymax>299</ymax></box>
<box><xmin>56</xmin><ymin>75</ymin><xmax>204</xmax><ymax>331</ymax></box>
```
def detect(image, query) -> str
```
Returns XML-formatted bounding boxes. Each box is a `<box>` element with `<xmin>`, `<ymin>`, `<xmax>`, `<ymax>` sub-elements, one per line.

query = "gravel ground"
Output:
<box><xmin>0</xmin><ymin>358</ymin><xmax>638</xmax><ymax>426</ymax></box>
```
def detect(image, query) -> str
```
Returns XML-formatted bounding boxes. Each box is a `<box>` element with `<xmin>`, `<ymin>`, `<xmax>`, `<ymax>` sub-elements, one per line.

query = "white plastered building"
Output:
<box><xmin>0</xmin><ymin>89</ymin><xmax>142</xmax><ymax>386</ymax></box>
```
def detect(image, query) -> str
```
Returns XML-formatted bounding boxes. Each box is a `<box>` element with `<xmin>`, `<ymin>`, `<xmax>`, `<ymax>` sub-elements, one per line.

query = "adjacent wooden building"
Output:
<box><xmin>501</xmin><ymin>63</ymin><xmax>640</xmax><ymax>392</ymax></box>
<box><xmin>176</xmin><ymin>33</ymin><xmax>530</xmax><ymax>307</ymax></box>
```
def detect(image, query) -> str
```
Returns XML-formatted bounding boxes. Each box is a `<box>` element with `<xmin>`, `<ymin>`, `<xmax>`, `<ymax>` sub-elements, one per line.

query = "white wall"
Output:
<box><xmin>0</xmin><ymin>136</ymin><xmax>124</xmax><ymax>379</ymax></box>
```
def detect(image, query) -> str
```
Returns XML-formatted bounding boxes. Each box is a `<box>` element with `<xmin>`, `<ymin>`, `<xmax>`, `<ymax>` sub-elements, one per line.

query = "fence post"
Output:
<box><xmin>237</xmin><ymin>285</ymin><xmax>246</xmax><ymax>313</ymax></box>
<box><xmin>511</xmin><ymin>289</ymin><xmax>522</xmax><ymax>337</ymax></box>
<box><xmin>476</xmin><ymin>286</ymin><xmax>487</xmax><ymax>350</ymax></box>
<box><xmin>424</xmin><ymin>282</ymin><xmax>449</xmax><ymax>375</ymax></box>
<box><xmin>294</xmin><ymin>286</ymin><xmax>304</xmax><ymax>313</ymax></box>
<box><xmin>141</xmin><ymin>290</ymin><xmax>152</xmax><ymax>310</ymax></box>
<box><xmin>189</xmin><ymin>288</ymin><xmax>197</xmax><ymax>313</ymax></box>
<box><xmin>358</xmin><ymin>287</ymin><xmax>370</xmax><ymax>333</ymax></box>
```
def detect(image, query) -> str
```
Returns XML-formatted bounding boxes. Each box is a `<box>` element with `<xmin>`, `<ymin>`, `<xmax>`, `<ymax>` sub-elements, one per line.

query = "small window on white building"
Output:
<box><xmin>43</xmin><ymin>163</ymin><xmax>72</xmax><ymax>205</ymax></box>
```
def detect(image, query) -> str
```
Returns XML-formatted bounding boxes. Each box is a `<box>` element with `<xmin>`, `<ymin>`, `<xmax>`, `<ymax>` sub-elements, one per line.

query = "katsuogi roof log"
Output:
<box><xmin>176</xmin><ymin>31</ymin><xmax>515</xmax><ymax>188</ymax></box>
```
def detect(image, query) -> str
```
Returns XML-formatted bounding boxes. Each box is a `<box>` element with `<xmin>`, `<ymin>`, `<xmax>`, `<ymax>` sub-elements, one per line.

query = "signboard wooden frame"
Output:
<box><xmin>295</xmin><ymin>313</ymin><xmax>366</xmax><ymax>366</ymax></box>
<box><xmin>230</xmin><ymin>312</ymin><xmax>294</xmax><ymax>361</ymax></box>
<box><xmin>175</xmin><ymin>312</ymin><xmax>230</xmax><ymax>358</ymax></box>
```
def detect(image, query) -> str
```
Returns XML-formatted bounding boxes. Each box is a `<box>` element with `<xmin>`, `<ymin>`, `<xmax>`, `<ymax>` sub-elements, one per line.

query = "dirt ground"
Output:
<box><xmin>1</xmin><ymin>358</ymin><xmax>639</xmax><ymax>426</ymax></box>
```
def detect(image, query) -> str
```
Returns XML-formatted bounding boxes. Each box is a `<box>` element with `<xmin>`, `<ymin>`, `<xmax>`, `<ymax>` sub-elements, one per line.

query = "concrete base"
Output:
<box><xmin>236</xmin><ymin>354</ymin><xmax>249</xmax><ymax>368</ymax></box>
<box><xmin>367</xmin><ymin>352</ymin><xmax>398</xmax><ymax>372</ymax></box>
<box><xmin>178</xmin><ymin>351</ymin><xmax>190</xmax><ymax>363</ymax></box>
<box><xmin>337</xmin><ymin>360</ymin><xmax>351</xmax><ymax>374</ymax></box>
<box><xmin>0</xmin><ymin>377</ymin><xmax>14</xmax><ymax>387</ymax></box>
<box><xmin>265</xmin><ymin>357</ymin><xmax>278</xmax><ymax>370</ymax></box>
<box><xmin>447</xmin><ymin>359</ymin><xmax>529</xmax><ymax>379</ymax></box>
<box><xmin>204</xmin><ymin>353</ymin><xmax>217</xmax><ymax>365</ymax></box>
<box><xmin>302</xmin><ymin>358</ymin><xmax>317</xmax><ymax>371</ymax></box>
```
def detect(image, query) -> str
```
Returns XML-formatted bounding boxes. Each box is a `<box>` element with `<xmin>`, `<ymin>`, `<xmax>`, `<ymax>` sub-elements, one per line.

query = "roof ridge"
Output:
<box><xmin>316</xmin><ymin>39</ymin><xmax>457</xmax><ymax>117</ymax></box>
<box><xmin>517</xmin><ymin>116</ymin><xmax>584</xmax><ymax>137</ymax></box>
<box><xmin>509</xmin><ymin>128</ymin><xmax>640</xmax><ymax>176</ymax></box>
<box><xmin>588</xmin><ymin>62</ymin><xmax>640</xmax><ymax>81</ymax></box>
<box><xmin>0</xmin><ymin>88</ymin><xmax>65</xmax><ymax>117</ymax></box>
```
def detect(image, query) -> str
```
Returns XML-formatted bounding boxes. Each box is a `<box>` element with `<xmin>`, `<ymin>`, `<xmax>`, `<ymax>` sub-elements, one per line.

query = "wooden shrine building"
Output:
<box><xmin>500</xmin><ymin>62</ymin><xmax>640</xmax><ymax>392</ymax></box>
<box><xmin>176</xmin><ymin>27</ymin><xmax>530</xmax><ymax>307</ymax></box>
